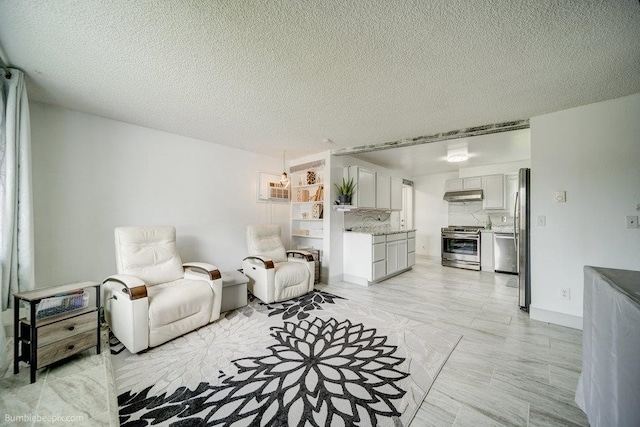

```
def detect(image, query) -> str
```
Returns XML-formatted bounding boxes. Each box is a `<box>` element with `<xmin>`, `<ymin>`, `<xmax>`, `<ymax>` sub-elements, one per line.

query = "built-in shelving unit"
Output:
<box><xmin>291</xmin><ymin>166</ymin><xmax>325</xmax><ymax>243</ymax></box>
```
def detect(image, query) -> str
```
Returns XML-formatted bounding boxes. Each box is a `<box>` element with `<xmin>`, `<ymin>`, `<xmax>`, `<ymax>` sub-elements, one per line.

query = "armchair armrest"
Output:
<box><xmin>286</xmin><ymin>250</ymin><xmax>314</xmax><ymax>262</ymax></box>
<box><xmin>243</xmin><ymin>256</ymin><xmax>275</xmax><ymax>269</ymax></box>
<box><xmin>183</xmin><ymin>262</ymin><xmax>222</xmax><ymax>280</ymax></box>
<box><xmin>103</xmin><ymin>274</ymin><xmax>147</xmax><ymax>300</ymax></box>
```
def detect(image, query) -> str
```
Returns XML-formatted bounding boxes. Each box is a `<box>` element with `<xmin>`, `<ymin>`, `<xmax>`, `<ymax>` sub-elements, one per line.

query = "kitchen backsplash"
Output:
<box><xmin>448</xmin><ymin>201</ymin><xmax>513</xmax><ymax>230</ymax></box>
<box><xmin>344</xmin><ymin>211</ymin><xmax>396</xmax><ymax>231</ymax></box>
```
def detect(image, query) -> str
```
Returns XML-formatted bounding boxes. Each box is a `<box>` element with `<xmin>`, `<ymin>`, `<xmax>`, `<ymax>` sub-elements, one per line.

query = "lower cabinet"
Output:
<box><xmin>343</xmin><ymin>231</ymin><xmax>415</xmax><ymax>286</ymax></box>
<box><xmin>372</xmin><ymin>236</ymin><xmax>387</xmax><ymax>281</ymax></box>
<box><xmin>408</xmin><ymin>233</ymin><xmax>416</xmax><ymax>267</ymax></box>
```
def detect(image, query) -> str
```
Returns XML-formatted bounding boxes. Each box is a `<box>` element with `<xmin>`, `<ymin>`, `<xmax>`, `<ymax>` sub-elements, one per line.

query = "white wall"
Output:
<box><xmin>413</xmin><ymin>171</ymin><xmax>457</xmax><ymax>257</ymax></box>
<box><xmin>30</xmin><ymin>103</ymin><xmax>288</xmax><ymax>287</ymax></box>
<box><xmin>530</xmin><ymin>93</ymin><xmax>640</xmax><ymax>328</ymax></box>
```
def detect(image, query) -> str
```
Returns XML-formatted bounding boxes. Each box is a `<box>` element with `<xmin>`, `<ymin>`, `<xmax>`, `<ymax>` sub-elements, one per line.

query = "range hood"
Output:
<box><xmin>443</xmin><ymin>189</ymin><xmax>484</xmax><ymax>202</ymax></box>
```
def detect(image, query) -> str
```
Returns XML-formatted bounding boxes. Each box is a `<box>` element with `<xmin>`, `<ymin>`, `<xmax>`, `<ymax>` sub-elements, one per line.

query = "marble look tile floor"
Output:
<box><xmin>0</xmin><ymin>256</ymin><xmax>588</xmax><ymax>426</ymax></box>
<box><xmin>319</xmin><ymin>257</ymin><xmax>588</xmax><ymax>427</ymax></box>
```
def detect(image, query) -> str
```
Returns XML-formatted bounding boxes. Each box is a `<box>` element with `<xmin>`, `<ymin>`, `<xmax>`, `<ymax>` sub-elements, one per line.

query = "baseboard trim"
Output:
<box><xmin>529</xmin><ymin>305</ymin><xmax>583</xmax><ymax>330</ymax></box>
<box><xmin>327</xmin><ymin>274</ymin><xmax>345</xmax><ymax>286</ymax></box>
<box><xmin>341</xmin><ymin>274</ymin><xmax>369</xmax><ymax>287</ymax></box>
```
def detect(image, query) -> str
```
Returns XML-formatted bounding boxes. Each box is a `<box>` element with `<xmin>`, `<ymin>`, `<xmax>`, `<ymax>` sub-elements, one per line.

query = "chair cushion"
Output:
<box><xmin>247</xmin><ymin>224</ymin><xmax>287</xmax><ymax>263</ymax></box>
<box><xmin>146</xmin><ymin>278</ymin><xmax>213</xmax><ymax>327</ymax></box>
<box><xmin>274</xmin><ymin>262</ymin><xmax>309</xmax><ymax>289</ymax></box>
<box><xmin>115</xmin><ymin>226</ymin><xmax>184</xmax><ymax>285</ymax></box>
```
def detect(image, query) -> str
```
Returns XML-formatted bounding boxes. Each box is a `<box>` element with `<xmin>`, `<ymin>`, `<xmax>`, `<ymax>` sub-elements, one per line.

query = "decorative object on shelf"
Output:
<box><xmin>296</xmin><ymin>189</ymin><xmax>309</xmax><ymax>202</ymax></box>
<box><xmin>312</xmin><ymin>203</ymin><xmax>323</xmax><ymax>219</ymax></box>
<box><xmin>335</xmin><ymin>178</ymin><xmax>356</xmax><ymax>205</ymax></box>
<box><xmin>306</xmin><ymin>171</ymin><xmax>316</xmax><ymax>185</ymax></box>
<box><xmin>301</xmin><ymin>212</ymin><xmax>308</xmax><ymax>219</ymax></box>
<box><xmin>311</xmin><ymin>185</ymin><xmax>324</xmax><ymax>202</ymax></box>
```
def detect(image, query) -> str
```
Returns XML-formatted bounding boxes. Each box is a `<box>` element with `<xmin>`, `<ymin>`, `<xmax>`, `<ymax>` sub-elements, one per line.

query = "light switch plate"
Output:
<box><xmin>554</xmin><ymin>191</ymin><xmax>566</xmax><ymax>203</ymax></box>
<box><xmin>627</xmin><ymin>215</ymin><xmax>639</xmax><ymax>228</ymax></box>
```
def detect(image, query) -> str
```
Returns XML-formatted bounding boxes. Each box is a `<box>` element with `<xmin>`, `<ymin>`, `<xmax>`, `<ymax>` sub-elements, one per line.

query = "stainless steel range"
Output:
<box><xmin>441</xmin><ymin>226</ymin><xmax>484</xmax><ymax>270</ymax></box>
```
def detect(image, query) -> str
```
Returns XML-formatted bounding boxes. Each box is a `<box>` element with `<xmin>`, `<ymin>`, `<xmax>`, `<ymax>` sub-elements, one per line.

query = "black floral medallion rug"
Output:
<box><xmin>109</xmin><ymin>290</ymin><xmax>461</xmax><ymax>426</ymax></box>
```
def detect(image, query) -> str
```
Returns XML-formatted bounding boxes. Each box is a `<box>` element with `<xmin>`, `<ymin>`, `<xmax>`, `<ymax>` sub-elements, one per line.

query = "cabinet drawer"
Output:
<box><xmin>386</xmin><ymin>232</ymin><xmax>407</xmax><ymax>242</ymax></box>
<box><xmin>372</xmin><ymin>235</ymin><xmax>386</xmax><ymax>244</ymax></box>
<box><xmin>372</xmin><ymin>243</ymin><xmax>386</xmax><ymax>262</ymax></box>
<box><xmin>37</xmin><ymin>330</ymin><xmax>97</xmax><ymax>368</ymax></box>
<box><xmin>37</xmin><ymin>311</ymin><xmax>97</xmax><ymax>347</ymax></box>
<box><xmin>407</xmin><ymin>231</ymin><xmax>416</xmax><ymax>239</ymax></box>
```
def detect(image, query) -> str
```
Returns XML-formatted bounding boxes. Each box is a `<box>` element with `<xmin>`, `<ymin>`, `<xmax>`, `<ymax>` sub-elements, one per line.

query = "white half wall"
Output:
<box><xmin>530</xmin><ymin>92</ymin><xmax>640</xmax><ymax>328</ymax></box>
<box><xmin>30</xmin><ymin>103</ymin><xmax>289</xmax><ymax>287</ymax></box>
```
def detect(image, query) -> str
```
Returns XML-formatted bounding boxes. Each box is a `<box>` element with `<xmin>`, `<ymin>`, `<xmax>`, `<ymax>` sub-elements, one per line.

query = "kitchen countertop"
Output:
<box><xmin>483</xmin><ymin>226</ymin><xmax>514</xmax><ymax>233</ymax></box>
<box><xmin>344</xmin><ymin>228</ymin><xmax>416</xmax><ymax>236</ymax></box>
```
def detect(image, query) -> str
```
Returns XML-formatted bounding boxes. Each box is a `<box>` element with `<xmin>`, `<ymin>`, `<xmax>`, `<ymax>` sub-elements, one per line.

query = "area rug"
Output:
<box><xmin>109</xmin><ymin>290</ymin><xmax>461</xmax><ymax>426</ymax></box>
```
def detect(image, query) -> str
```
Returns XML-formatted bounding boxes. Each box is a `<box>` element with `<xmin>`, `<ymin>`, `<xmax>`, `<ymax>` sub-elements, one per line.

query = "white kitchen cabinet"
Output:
<box><xmin>385</xmin><ymin>232</ymin><xmax>408</xmax><ymax>276</ymax></box>
<box><xmin>348</xmin><ymin>166</ymin><xmax>376</xmax><ymax>208</ymax></box>
<box><xmin>386</xmin><ymin>242</ymin><xmax>398</xmax><ymax>275</ymax></box>
<box><xmin>480</xmin><ymin>230</ymin><xmax>494</xmax><ymax>271</ymax></box>
<box><xmin>407</xmin><ymin>231</ymin><xmax>416</xmax><ymax>267</ymax></box>
<box><xmin>376</xmin><ymin>173</ymin><xmax>391</xmax><ymax>209</ymax></box>
<box><xmin>391</xmin><ymin>177</ymin><xmax>403</xmax><ymax>211</ymax></box>
<box><xmin>482</xmin><ymin>174</ymin><xmax>505</xmax><ymax>210</ymax></box>
<box><xmin>446</xmin><ymin>177</ymin><xmax>482</xmax><ymax>191</ymax></box>
<box><xmin>343</xmin><ymin>231</ymin><xmax>413</xmax><ymax>286</ymax></box>
<box><xmin>397</xmin><ymin>240</ymin><xmax>408</xmax><ymax>270</ymax></box>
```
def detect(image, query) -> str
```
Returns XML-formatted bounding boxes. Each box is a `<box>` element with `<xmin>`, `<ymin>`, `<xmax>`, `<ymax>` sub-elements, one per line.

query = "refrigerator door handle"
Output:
<box><xmin>513</xmin><ymin>191</ymin><xmax>519</xmax><ymax>253</ymax></box>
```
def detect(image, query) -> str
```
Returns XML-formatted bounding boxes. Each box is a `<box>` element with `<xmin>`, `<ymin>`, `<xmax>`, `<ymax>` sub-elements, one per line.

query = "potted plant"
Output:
<box><xmin>335</xmin><ymin>178</ymin><xmax>356</xmax><ymax>205</ymax></box>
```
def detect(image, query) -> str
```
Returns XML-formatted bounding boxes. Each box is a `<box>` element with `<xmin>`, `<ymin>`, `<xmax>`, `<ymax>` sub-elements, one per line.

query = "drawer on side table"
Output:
<box><xmin>20</xmin><ymin>310</ymin><xmax>98</xmax><ymax>369</ymax></box>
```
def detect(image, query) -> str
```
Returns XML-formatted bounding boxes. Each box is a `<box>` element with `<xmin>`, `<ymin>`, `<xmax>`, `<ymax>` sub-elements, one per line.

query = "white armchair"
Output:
<box><xmin>242</xmin><ymin>224</ymin><xmax>315</xmax><ymax>303</ymax></box>
<box><xmin>103</xmin><ymin>226</ymin><xmax>222</xmax><ymax>353</ymax></box>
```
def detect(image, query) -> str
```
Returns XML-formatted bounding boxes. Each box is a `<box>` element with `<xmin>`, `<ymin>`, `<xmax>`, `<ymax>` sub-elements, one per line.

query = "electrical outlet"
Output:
<box><xmin>560</xmin><ymin>288</ymin><xmax>571</xmax><ymax>300</ymax></box>
<box><xmin>537</xmin><ymin>215</ymin><xmax>546</xmax><ymax>226</ymax></box>
<box><xmin>626</xmin><ymin>215</ymin><xmax>639</xmax><ymax>228</ymax></box>
<box><xmin>501</xmin><ymin>216</ymin><xmax>507</xmax><ymax>223</ymax></box>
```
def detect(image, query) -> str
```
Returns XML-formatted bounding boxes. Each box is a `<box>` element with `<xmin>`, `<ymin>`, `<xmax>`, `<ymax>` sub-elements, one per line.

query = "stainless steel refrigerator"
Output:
<box><xmin>514</xmin><ymin>168</ymin><xmax>531</xmax><ymax>311</ymax></box>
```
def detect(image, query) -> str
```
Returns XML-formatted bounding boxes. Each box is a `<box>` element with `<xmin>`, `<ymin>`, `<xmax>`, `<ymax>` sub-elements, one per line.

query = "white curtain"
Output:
<box><xmin>0</xmin><ymin>68</ymin><xmax>34</xmax><ymax>374</ymax></box>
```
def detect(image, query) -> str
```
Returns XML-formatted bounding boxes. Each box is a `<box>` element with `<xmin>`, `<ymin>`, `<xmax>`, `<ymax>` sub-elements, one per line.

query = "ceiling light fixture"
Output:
<box><xmin>280</xmin><ymin>151</ymin><xmax>290</xmax><ymax>188</ymax></box>
<box><xmin>447</xmin><ymin>147</ymin><xmax>469</xmax><ymax>162</ymax></box>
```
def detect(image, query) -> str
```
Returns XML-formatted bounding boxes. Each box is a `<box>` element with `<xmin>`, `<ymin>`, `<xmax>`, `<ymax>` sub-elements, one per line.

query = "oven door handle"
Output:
<box><xmin>442</xmin><ymin>233</ymin><xmax>480</xmax><ymax>239</ymax></box>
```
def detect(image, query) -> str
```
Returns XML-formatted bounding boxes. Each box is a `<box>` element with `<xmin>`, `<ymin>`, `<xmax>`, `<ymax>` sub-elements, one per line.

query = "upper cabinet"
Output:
<box><xmin>482</xmin><ymin>174</ymin><xmax>505</xmax><ymax>210</ymax></box>
<box><xmin>445</xmin><ymin>176</ymin><xmax>482</xmax><ymax>191</ymax></box>
<box><xmin>348</xmin><ymin>166</ymin><xmax>376</xmax><ymax>208</ymax></box>
<box><xmin>505</xmin><ymin>173</ymin><xmax>519</xmax><ymax>217</ymax></box>
<box><xmin>376</xmin><ymin>173</ymin><xmax>391</xmax><ymax>209</ymax></box>
<box><xmin>346</xmin><ymin>166</ymin><xmax>405</xmax><ymax>210</ymax></box>
<box><xmin>391</xmin><ymin>177</ymin><xmax>403</xmax><ymax>211</ymax></box>
<box><xmin>445</xmin><ymin>174</ymin><xmax>509</xmax><ymax>210</ymax></box>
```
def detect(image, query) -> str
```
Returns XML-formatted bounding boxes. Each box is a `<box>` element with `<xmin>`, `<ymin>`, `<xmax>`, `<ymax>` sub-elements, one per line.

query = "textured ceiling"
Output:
<box><xmin>0</xmin><ymin>0</ymin><xmax>639</xmax><ymax>160</ymax></box>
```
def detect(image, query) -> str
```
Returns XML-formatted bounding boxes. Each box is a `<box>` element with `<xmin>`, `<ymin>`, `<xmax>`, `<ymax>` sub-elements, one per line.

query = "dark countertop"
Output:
<box><xmin>586</xmin><ymin>266</ymin><xmax>640</xmax><ymax>306</ymax></box>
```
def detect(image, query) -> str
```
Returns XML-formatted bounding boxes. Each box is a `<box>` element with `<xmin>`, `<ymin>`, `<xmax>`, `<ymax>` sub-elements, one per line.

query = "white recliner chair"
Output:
<box><xmin>103</xmin><ymin>226</ymin><xmax>223</xmax><ymax>353</ymax></box>
<box><xmin>242</xmin><ymin>224</ymin><xmax>315</xmax><ymax>303</ymax></box>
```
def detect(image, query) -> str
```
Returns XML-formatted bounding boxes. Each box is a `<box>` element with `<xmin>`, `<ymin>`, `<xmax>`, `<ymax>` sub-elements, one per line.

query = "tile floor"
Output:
<box><xmin>0</xmin><ymin>256</ymin><xmax>588</xmax><ymax>426</ymax></box>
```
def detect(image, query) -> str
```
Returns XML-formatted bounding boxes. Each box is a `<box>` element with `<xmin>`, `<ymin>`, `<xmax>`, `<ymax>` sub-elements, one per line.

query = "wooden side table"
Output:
<box><xmin>13</xmin><ymin>281</ymin><xmax>101</xmax><ymax>383</ymax></box>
